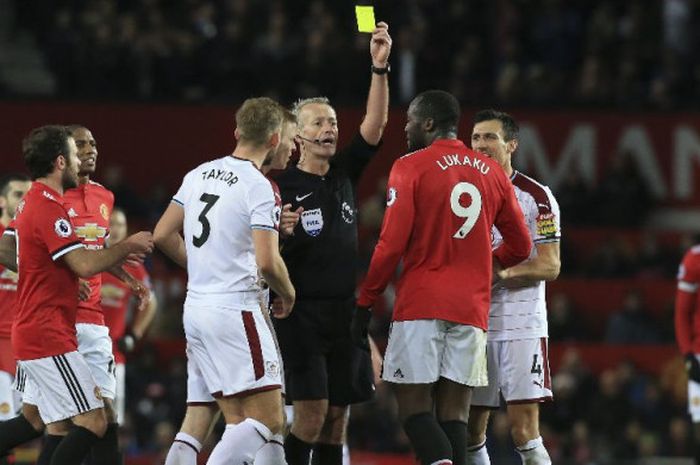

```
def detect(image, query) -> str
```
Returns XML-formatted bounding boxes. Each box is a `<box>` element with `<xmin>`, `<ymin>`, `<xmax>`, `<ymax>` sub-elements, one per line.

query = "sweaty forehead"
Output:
<box><xmin>472</xmin><ymin>120</ymin><xmax>504</xmax><ymax>136</ymax></box>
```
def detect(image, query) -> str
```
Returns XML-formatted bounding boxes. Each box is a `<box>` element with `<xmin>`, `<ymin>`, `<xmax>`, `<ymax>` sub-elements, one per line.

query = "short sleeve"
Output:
<box><xmin>249</xmin><ymin>179</ymin><xmax>280</xmax><ymax>232</ymax></box>
<box><xmin>172</xmin><ymin>172</ymin><xmax>192</xmax><ymax>207</ymax></box>
<box><xmin>37</xmin><ymin>202</ymin><xmax>84</xmax><ymax>260</ymax></box>
<box><xmin>3</xmin><ymin>219</ymin><xmax>16</xmax><ymax>237</ymax></box>
<box><xmin>532</xmin><ymin>187</ymin><xmax>561</xmax><ymax>244</ymax></box>
<box><xmin>678</xmin><ymin>250</ymin><xmax>700</xmax><ymax>293</ymax></box>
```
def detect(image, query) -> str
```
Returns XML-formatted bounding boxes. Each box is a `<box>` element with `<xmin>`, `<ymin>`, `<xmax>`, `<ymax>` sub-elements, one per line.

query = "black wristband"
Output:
<box><xmin>371</xmin><ymin>63</ymin><xmax>390</xmax><ymax>75</ymax></box>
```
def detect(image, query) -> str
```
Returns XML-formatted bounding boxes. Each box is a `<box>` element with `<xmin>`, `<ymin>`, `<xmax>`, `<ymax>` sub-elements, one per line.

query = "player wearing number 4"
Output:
<box><xmin>465</xmin><ymin>110</ymin><xmax>561</xmax><ymax>465</ymax></box>
<box><xmin>351</xmin><ymin>91</ymin><xmax>531</xmax><ymax>465</ymax></box>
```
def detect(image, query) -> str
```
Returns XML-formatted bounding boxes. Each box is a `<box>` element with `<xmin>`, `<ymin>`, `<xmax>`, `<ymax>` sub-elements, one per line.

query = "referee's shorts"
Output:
<box><xmin>274</xmin><ymin>297</ymin><xmax>374</xmax><ymax>406</ymax></box>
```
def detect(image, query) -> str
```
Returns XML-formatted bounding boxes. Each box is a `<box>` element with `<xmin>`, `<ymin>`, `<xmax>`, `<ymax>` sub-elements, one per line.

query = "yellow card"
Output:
<box><xmin>355</xmin><ymin>5</ymin><xmax>376</xmax><ymax>33</ymax></box>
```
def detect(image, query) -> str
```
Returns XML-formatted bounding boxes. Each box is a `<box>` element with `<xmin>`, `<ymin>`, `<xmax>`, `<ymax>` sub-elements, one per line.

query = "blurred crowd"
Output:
<box><xmin>3</xmin><ymin>0</ymin><xmax>699</xmax><ymax>463</ymax></box>
<box><xmin>3</xmin><ymin>0</ymin><xmax>700</xmax><ymax>108</ymax></box>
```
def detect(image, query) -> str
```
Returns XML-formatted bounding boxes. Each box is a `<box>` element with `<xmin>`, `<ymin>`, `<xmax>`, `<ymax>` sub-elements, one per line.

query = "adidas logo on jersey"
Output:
<box><xmin>68</xmin><ymin>208</ymin><xmax>78</xmax><ymax>218</ymax></box>
<box><xmin>393</xmin><ymin>368</ymin><xmax>404</xmax><ymax>379</ymax></box>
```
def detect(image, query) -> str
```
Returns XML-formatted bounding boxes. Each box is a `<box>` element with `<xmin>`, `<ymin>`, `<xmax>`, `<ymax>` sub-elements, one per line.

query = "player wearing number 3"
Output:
<box><xmin>466</xmin><ymin>110</ymin><xmax>561</xmax><ymax>465</ymax></box>
<box><xmin>351</xmin><ymin>90</ymin><xmax>531</xmax><ymax>465</ymax></box>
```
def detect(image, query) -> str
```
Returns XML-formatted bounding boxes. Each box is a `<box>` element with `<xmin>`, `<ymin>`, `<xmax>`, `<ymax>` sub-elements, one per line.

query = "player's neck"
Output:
<box><xmin>504</xmin><ymin>163</ymin><xmax>514</xmax><ymax>178</ymax></box>
<box><xmin>36</xmin><ymin>175</ymin><xmax>65</xmax><ymax>196</ymax></box>
<box><xmin>78</xmin><ymin>174</ymin><xmax>90</xmax><ymax>185</ymax></box>
<box><xmin>0</xmin><ymin>215</ymin><xmax>10</xmax><ymax>228</ymax></box>
<box><xmin>297</xmin><ymin>153</ymin><xmax>330</xmax><ymax>176</ymax></box>
<box><xmin>231</xmin><ymin>145</ymin><xmax>268</xmax><ymax>169</ymax></box>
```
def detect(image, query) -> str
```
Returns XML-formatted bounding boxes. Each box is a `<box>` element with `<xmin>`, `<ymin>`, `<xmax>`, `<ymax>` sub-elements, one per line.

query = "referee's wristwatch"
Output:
<box><xmin>371</xmin><ymin>63</ymin><xmax>391</xmax><ymax>75</ymax></box>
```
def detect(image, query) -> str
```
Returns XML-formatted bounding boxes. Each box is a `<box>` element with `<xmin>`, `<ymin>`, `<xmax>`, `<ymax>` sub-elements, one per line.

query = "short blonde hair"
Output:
<box><xmin>291</xmin><ymin>97</ymin><xmax>332</xmax><ymax>126</ymax></box>
<box><xmin>235</xmin><ymin>97</ymin><xmax>284</xmax><ymax>145</ymax></box>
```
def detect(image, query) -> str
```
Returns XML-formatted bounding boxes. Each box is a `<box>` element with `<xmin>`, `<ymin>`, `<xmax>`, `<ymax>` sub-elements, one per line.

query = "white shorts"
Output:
<box><xmin>76</xmin><ymin>323</ymin><xmax>116</xmax><ymax>400</ymax></box>
<box><xmin>0</xmin><ymin>370</ymin><xmax>21</xmax><ymax>420</ymax></box>
<box><xmin>381</xmin><ymin>320</ymin><xmax>488</xmax><ymax>386</ymax></box>
<box><xmin>16</xmin><ymin>351</ymin><xmax>104</xmax><ymax>424</ymax></box>
<box><xmin>184</xmin><ymin>303</ymin><xmax>282</xmax><ymax>403</ymax></box>
<box><xmin>471</xmin><ymin>338</ymin><xmax>553</xmax><ymax>407</ymax></box>
<box><xmin>113</xmin><ymin>363</ymin><xmax>125</xmax><ymax>424</ymax></box>
<box><xmin>689</xmin><ymin>355</ymin><xmax>700</xmax><ymax>422</ymax></box>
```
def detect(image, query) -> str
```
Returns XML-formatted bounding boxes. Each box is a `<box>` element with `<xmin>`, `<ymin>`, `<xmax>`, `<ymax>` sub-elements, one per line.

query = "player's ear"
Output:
<box><xmin>423</xmin><ymin>118</ymin><xmax>434</xmax><ymax>132</ymax></box>
<box><xmin>55</xmin><ymin>154</ymin><xmax>67</xmax><ymax>171</ymax></box>
<box><xmin>234</xmin><ymin>128</ymin><xmax>241</xmax><ymax>141</ymax></box>
<box><xmin>268</xmin><ymin>131</ymin><xmax>281</xmax><ymax>148</ymax></box>
<box><xmin>507</xmin><ymin>138</ymin><xmax>518</xmax><ymax>154</ymax></box>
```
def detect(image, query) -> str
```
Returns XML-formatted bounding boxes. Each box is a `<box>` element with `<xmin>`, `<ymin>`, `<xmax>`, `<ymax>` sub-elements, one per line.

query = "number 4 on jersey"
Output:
<box><xmin>193</xmin><ymin>193</ymin><xmax>220</xmax><ymax>247</ymax></box>
<box><xmin>450</xmin><ymin>182</ymin><xmax>482</xmax><ymax>239</ymax></box>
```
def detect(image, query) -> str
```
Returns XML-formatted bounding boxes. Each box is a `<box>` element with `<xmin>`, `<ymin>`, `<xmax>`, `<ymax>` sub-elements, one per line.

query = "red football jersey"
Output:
<box><xmin>675</xmin><ymin>245</ymin><xmax>700</xmax><ymax>354</ymax></box>
<box><xmin>101</xmin><ymin>263</ymin><xmax>151</xmax><ymax>363</ymax></box>
<box><xmin>12</xmin><ymin>182</ymin><xmax>84</xmax><ymax>360</ymax></box>
<box><xmin>358</xmin><ymin>139</ymin><xmax>531</xmax><ymax>329</ymax></box>
<box><xmin>64</xmin><ymin>181</ymin><xmax>114</xmax><ymax>326</ymax></box>
<box><xmin>0</xmin><ymin>223</ymin><xmax>19</xmax><ymax>339</ymax></box>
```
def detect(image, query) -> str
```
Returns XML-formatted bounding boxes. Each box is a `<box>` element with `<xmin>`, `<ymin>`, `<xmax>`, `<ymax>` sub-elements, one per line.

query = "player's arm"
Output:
<box><xmin>253</xmin><ymin>229</ymin><xmax>295</xmax><ymax>317</ymax></box>
<box><xmin>357</xmin><ymin>161</ymin><xmax>413</xmax><ymax>309</ymax></box>
<box><xmin>131</xmin><ymin>290</ymin><xmax>158</xmax><ymax>338</ymax></box>
<box><xmin>676</xmin><ymin>255</ymin><xmax>698</xmax><ymax>355</ymax></box>
<box><xmin>153</xmin><ymin>202</ymin><xmax>187</xmax><ymax>269</ymax></box>
<box><xmin>497</xmin><ymin>241</ymin><xmax>560</xmax><ymax>288</ymax></box>
<box><xmin>63</xmin><ymin>232</ymin><xmax>153</xmax><ymax>278</ymax></box>
<box><xmin>675</xmin><ymin>254</ymin><xmax>700</xmax><ymax>381</ymax></box>
<box><xmin>359</xmin><ymin>22</ymin><xmax>392</xmax><ymax>145</ymax></box>
<box><xmin>0</xmin><ymin>232</ymin><xmax>17</xmax><ymax>272</ymax></box>
<box><xmin>108</xmin><ymin>265</ymin><xmax>151</xmax><ymax>312</ymax></box>
<box><xmin>493</xmin><ymin>181</ymin><xmax>532</xmax><ymax>269</ymax></box>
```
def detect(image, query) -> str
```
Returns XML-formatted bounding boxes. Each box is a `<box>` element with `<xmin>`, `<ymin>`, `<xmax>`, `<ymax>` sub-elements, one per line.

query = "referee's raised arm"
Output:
<box><xmin>360</xmin><ymin>21</ymin><xmax>392</xmax><ymax>145</ymax></box>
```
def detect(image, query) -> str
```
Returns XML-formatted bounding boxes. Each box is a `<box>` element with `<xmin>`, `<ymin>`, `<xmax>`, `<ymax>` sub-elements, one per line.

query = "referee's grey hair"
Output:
<box><xmin>292</xmin><ymin>97</ymin><xmax>332</xmax><ymax>123</ymax></box>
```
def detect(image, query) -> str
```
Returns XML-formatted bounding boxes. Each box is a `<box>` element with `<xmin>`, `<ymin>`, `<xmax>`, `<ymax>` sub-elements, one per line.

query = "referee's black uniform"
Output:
<box><xmin>273</xmin><ymin>133</ymin><xmax>378</xmax><ymax>406</ymax></box>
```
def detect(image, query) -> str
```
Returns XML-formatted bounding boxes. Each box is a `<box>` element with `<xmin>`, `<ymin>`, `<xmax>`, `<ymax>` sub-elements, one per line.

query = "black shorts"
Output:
<box><xmin>273</xmin><ymin>297</ymin><xmax>374</xmax><ymax>406</ymax></box>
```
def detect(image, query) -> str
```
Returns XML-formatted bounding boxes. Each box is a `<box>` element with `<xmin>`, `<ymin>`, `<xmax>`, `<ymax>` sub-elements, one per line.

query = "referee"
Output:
<box><xmin>273</xmin><ymin>22</ymin><xmax>392</xmax><ymax>465</ymax></box>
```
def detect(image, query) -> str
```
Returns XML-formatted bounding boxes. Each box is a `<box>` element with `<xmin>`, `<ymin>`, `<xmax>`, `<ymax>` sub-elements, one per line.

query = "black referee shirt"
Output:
<box><xmin>274</xmin><ymin>133</ymin><xmax>380</xmax><ymax>300</ymax></box>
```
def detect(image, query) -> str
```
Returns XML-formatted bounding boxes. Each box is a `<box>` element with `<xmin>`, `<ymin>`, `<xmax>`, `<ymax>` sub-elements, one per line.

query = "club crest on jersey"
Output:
<box><xmin>54</xmin><ymin>218</ymin><xmax>72</xmax><ymax>238</ymax></box>
<box><xmin>100</xmin><ymin>203</ymin><xmax>109</xmax><ymax>220</ymax></box>
<box><xmin>265</xmin><ymin>361</ymin><xmax>280</xmax><ymax>377</ymax></box>
<box><xmin>272</xmin><ymin>205</ymin><xmax>281</xmax><ymax>228</ymax></box>
<box><xmin>301</xmin><ymin>208</ymin><xmax>323</xmax><ymax>237</ymax></box>
<box><xmin>341</xmin><ymin>201</ymin><xmax>355</xmax><ymax>224</ymax></box>
<box><xmin>0</xmin><ymin>402</ymin><xmax>9</xmax><ymax>414</ymax></box>
<box><xmin>386</xmin><ymin>187</ymin><xmax>397</xmax><ymax>206</ymax></box>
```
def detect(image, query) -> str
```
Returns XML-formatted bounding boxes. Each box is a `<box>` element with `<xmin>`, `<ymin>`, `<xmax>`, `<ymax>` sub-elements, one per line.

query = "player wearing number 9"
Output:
<box><xmin>351</xmin><ymin>90</ymin><xmax>531</xmax><ymax>465</ymax></box>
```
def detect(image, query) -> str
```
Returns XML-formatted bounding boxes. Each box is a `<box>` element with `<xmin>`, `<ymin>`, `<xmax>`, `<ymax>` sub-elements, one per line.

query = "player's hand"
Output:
<box><xmin>370</xmin><ymin>22</ymin><xmax>392</xmax><ymax>68</ymax></box>
<box><xmin>492</xmin><ymin>259</ymin><xmax>505</xmax><ymax>286</ymax></box>
<box><xmin>271</xmin><ymin>295</ymin><xmax>294</xmax><ymax>319</ymax></box>
<box><xmin>78</xmin><ymin>279</ymin><xmax>91</xmax><ymax>301</ymax></box>
<box><xmin>685</xmin><ymin>353</ymin><xmax>700</xmax><ymax>382</ymax></box>
<box><xmin>124</xmin><ymin>252</ymin><xmax>146</xmax><ymax>267</ymax></box>
<box><xmin>132</xmin><ymin>282</ymin><xmax>151</xmax><ymax>312</ymax></box>
<box><xmin>124</xmin><ymin>231</ymin><xmax>154</xmax><ymax>255</ymax></box>
<box><xmin>351</xmin><ymin>306</ymin><xmax>372</xmax><ymax>350</ymax></box>
<box><xmin>117</xmin><ymin>331</ymin><xmax>137</xmax><ymax>354</ymax></box>
<box><xmin>280</xmin><ymin>204</ymin><xmax>303</xmax><ymax>237</ymax></box>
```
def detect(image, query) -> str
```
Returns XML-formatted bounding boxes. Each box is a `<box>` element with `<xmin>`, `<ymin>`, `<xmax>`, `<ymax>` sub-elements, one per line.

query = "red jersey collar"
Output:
<box><xmin>33</xmin><ymin>181</ymin><xmax>64</xmax><ymax>200</ymax></box>
<box><xmin>432</xmin><ymin>138</ymin><xmax>467</xmax><ymax>149</ymax></box>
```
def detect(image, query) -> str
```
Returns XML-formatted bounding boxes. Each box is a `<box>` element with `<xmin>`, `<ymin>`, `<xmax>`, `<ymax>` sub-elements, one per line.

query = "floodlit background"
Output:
<box><xmin>1</xmin><ymin>1</ymin><xmax>700</xmax><ymax>464</ymax></box>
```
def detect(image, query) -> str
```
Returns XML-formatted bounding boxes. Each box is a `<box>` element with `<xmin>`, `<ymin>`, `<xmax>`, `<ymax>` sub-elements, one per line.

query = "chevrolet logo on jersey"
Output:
<box><xmin>75</xmin><ymin>223</ymin><xmax>107</xmax><ymax>242</ymax></box>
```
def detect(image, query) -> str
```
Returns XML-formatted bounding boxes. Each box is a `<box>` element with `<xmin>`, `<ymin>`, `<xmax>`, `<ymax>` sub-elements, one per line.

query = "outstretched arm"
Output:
<box><xmin>359</xmin><ymin>22</ymin><xmax>392</xmax><ymax>145</ymax></box>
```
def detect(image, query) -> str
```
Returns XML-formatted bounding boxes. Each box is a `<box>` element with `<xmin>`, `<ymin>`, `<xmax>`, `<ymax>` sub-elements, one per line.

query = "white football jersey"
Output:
<box><xmin>173</xmin><ymin>156</ymin><xmax>281</xmax><ymax>301</ymax></box>
<box><xmin>489</xmin><ymin>171</ymin><xmax>561</xmax><ymax>341</ymax></box>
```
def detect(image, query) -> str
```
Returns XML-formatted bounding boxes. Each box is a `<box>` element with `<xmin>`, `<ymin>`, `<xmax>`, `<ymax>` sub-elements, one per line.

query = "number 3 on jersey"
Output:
<box><xmin>450</xmin><ymin>182</ymin><xmax>482</xmax><ymax>239</ymax></box>
<box><xmin>193</xmin><ymin>193</ymin><xmax>220</xmax><ymax>247</ymax></box>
